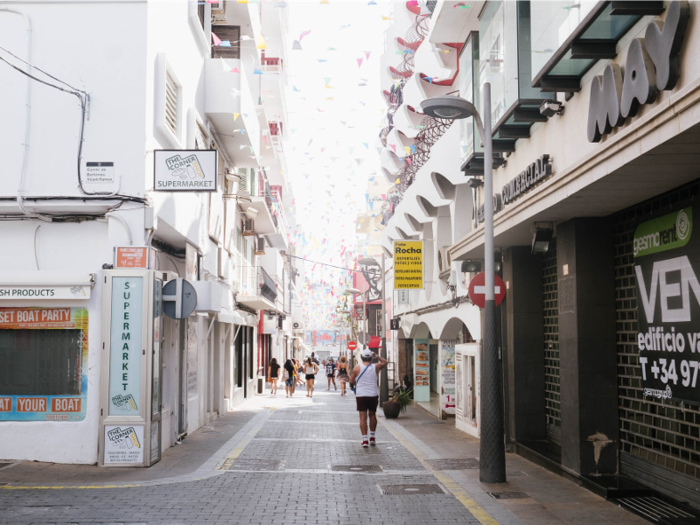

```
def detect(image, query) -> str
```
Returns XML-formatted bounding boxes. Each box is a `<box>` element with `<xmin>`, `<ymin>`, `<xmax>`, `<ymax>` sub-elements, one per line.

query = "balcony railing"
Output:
<box><xmin>238</xmin><ymin>266</ymin><xmax>277</xmax><ymax>303</ymax></box>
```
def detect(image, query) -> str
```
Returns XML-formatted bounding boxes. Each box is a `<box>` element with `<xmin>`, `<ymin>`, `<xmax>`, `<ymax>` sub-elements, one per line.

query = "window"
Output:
<box><xmin>211</xmin><ymin>25</ymin><xmax>241</xmax><ymax>59</ymax></box>
<box><xmin>165</xmin><ymin>71</ymin><xmax>179</xmax><ymax>136</ymax></box>
<box><xmin>155</xmin><ymin>54</ymin><xmax>183</xmax><ymax>149</ymax></box>
<box><xmin>0</xmin><ymin>329</ymin><xmax>83</xmax><ymax>395</ymax></box>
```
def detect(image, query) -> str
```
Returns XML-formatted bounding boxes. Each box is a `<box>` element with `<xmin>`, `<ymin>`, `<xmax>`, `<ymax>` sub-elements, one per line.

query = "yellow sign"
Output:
<box><xmin>394</xmin><ymin>241</ymin><xmax>424</xmax><ymax>289</ymax></box>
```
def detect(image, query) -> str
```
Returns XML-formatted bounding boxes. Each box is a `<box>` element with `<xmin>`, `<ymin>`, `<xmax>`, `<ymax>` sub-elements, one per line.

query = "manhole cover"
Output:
<box><xmin>426</xmin><ymin>458</ymin><xmax>479</xmax><ymax>470</ymax></box>
<box><xmin>221</xmin><ymin>459</ymin><xmax>283</xmax><ymax>471</ymax></box>
<box><xmin>490</xmin><ymin>492</ymin><xmax>530</xmax><ymax>500</ymax></box>
<box><xmin>379</xmin><ymin>484</ymin><xmax>445</xmax><ymax>495</ymax></box>
<box><xmin>331</xmin><ymin>464</ymin><xmax>382</xmax><ymax>473</ymax></box>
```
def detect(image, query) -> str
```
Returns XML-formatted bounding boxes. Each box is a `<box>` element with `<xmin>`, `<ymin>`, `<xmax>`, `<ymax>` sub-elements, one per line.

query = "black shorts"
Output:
<box><xmin>305</xmin><ymin>374</ymin><xmax>315</xmax><ymax>380</ymax></box>
<box><xmin>356</xmin><ymin>396</ymin><xmax>379</xmax><ymax>413</ymax></box>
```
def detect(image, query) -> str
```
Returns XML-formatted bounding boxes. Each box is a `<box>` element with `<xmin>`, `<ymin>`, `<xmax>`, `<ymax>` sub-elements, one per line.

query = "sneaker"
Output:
<box><xmin>369</xmin><ymin>437</ymin><xmax>376</xmax><ymax>446</ymax></box>
<box><xmin>361</xmin><ymin>439</ymin><xmax>369</xmax><ymax>448</ymax></box>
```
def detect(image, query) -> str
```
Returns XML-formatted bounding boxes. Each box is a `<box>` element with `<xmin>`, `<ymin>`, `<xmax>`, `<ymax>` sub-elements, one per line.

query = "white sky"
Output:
<box><xmin>283</xmin><ymin>0</ymin><xmax>392</xmax><ymax>328</ymax></box>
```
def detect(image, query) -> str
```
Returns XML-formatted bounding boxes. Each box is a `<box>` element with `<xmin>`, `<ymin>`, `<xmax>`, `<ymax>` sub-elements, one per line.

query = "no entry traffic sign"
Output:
<box><xmin>347</xmin><ymin>341</ymin><xmax>357</xmax><ymax>351</ymax></box>
<box><xmin>468</xmin><ymin>272</ymin><xmax>506</xmax><ymax>308</ymax></box>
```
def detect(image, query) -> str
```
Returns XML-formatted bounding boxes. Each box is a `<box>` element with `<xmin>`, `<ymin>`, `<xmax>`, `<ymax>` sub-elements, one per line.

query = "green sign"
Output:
<box><xmin>633</xmin><ymin>207</ymin><xmax>692</xmax><ymax>258</ymax></box>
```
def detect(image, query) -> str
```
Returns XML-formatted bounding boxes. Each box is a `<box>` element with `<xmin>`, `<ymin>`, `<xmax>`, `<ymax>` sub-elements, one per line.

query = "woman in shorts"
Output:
<box><xmin>283</xmin><ymin>359</ymin><xmax>296</xmax><ymax>398</ymax></box>
<box><xmin>337</xmin><ymin>356</ymin><xmax>350</xmax><ymax>396</ymax></box>
<box><xmin>304</xmin><ymin>357</ymin><xmax>319</xmax><ymax>398</ymax></box>
<box><xmin>268</xmin><ymin>358</ymin><xmax>280</xmax><ymax>395</ymax></box>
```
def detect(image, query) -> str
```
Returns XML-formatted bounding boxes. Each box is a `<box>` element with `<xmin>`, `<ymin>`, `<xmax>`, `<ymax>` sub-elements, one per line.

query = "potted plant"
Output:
<box><xmin>383</xmin><ymin>389</ymin><xmax>412</xmax><ymax>419</ymax></box>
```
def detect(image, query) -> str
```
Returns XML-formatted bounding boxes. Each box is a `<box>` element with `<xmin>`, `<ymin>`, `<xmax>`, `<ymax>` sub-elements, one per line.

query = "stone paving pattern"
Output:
<box><xmin>0</xmin><ymin>389</ymin><xmax>649</xmax><ymax>524</ymax></box>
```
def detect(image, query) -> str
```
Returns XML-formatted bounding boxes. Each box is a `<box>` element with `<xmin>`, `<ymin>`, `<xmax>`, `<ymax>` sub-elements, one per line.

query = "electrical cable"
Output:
<box><xmin>289</xmin><ymin>254</ymin><xmax>361</xmax><ymax>273</ymax></box>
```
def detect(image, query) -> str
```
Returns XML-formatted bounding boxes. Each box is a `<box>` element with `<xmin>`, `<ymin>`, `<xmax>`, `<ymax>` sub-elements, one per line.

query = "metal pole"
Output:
<box><xmin>362</xmin><ymin>286</ymin><xmax>367</xmax><ymax>353</ymax></box>
<box><xmin>479</xmin><ymin>82</ymin><xmax>506</xmax><ymax>484</ymax></box>
<box><xmin>380</xmin><ymin>254</ymin><xmax>389</xmax><ymax>405</ymax></box>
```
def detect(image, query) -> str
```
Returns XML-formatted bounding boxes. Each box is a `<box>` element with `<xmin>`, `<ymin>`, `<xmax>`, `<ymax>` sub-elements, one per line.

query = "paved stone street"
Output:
<box><xmin>0</xmin><ymin>389</ymin><xmax>646</xmax><ymax>525</ymax></box>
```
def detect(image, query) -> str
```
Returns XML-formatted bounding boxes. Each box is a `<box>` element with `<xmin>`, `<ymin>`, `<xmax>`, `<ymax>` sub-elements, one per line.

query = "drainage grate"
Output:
<box><xmin>490</xmin><ymin>492</ymin><xmax>530</xmax><ymax>500</ymax></box>
<box><xmin>220</xmin><ymin>459</ymin><xmax>283</xmax><ymax>471</ymax></box>
<box><xmin>331</xmin><ymin>464</ymin><xmax>382</xmax><ymax>473</ymax></box>
<box><xmin>426</xmin><ymin>458</ymin><xmax>479</xmax><ymax>470</ymax></box>
<box><xmin>615</xmin><ymin>496</ymin><xmax>696</xmax><ymax>523</ymax></box>
<box><xmin>379</xmin><ymin>484</ymin><xmax>445</xmax><ymax>495</ymax></box>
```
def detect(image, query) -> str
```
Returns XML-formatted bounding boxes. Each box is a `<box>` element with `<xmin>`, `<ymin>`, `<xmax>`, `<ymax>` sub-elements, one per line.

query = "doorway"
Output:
<box><xmin>429</xmin><ymin>343</ymin><xmax>439</xmax><ymax>395</ymax></box>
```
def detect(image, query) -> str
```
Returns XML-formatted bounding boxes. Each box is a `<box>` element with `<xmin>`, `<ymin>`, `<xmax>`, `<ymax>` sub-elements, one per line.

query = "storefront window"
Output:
<box><xmin>0</xmin><ymin>307</ymin><xmax>89</xmax><ymax>421</ymax></box>
<box><xmin>459</xmin><ymin>33</ymin><xmax>481</xmax><ymax>163</ymax></box>
<box><xmin>0</xmin><ymin>329</ymin><xmax>83</xmax><ymax>395</ymax></box>
<box><xmin>530</xmin><ymin>1</ymin><xmax>597</xmax><ymax>81</ymax></box>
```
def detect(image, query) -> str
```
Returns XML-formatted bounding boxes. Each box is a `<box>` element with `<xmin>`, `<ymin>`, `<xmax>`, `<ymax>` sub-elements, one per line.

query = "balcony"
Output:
<box><xmin>236</xmin><ymin>266</ymin><xmax>278</xmax><ymax>311</ymax></box>
<box><xmin>205</xmin><ymin>58</ymin><xmax>261</xmax><ymax>168</ymax></box>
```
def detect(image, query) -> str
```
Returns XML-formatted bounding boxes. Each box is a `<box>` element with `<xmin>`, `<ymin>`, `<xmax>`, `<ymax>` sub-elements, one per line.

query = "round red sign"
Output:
<box><xmin>347</xmin><ymin>341</ymin><xmax>358</xmax><ymax>351</ymax></box>
<box><xmin>468</xmin><ymin>272</ymin><xmax>506</xmax><ymax>308</ymax></box>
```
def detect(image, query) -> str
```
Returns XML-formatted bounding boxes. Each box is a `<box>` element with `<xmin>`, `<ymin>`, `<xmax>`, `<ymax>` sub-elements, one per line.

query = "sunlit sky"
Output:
<box><xmin>283</xmin><ymin>0</ymin><xmax>391</xmax><ymax>328</ymax></box>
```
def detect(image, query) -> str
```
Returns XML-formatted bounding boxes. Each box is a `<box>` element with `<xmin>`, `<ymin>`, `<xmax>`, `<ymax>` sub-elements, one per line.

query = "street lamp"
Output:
<box><xmin>358</xmin><ymin>257</ymin><xmax>389</xmax><ymax>405</ymax></box>
<box><xmin>421</xmin><ymin>84</ymin><xmax>506</xmax><ymax>485</ymax></box>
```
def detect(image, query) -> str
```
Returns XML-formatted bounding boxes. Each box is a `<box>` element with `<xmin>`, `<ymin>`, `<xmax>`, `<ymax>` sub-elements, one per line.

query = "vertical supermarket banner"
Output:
<box><xmin>109</xmin><ymin>277</ymin><xmax>143</xmax><ymax>415</ymax></box>
<box><xmin>0</xmin><ymin>307</ymin><xmax>88</xmax><ymax>421</ymax></box>
<box><xmin>440</xmin><ymin>340</ymin><xmax>457</xmax><ymax>414</ymax></box>
<box><xmin>414</xmin><ymin>339</ymin><xmax>430</xmax><ymax>402</ymax></box>
<box><xmin>394</xmin><ymin>241</ymin><xmax>424</xmax><ymax>289</ymax></box>
<box><xmin>634</xmin><ymin>204</ymin><xmax>700</xmax><ymax>404</ymax></box>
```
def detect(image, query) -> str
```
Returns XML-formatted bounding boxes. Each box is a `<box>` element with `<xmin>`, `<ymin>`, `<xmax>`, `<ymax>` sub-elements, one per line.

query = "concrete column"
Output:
<box><xmin>556</xmin><ymin>218</ymin><xmax>618</xmax><ymax>476</ymax></box>
<box><xmin>503</xmin><ymin>246</ymin><xmax>546</xmax><ymax>443</ymax></box>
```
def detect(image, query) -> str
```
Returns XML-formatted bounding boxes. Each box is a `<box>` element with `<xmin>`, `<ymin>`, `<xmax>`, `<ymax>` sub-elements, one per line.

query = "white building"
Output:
<box><xmin>0</xmin><ymin>0</ymin><xmax>297</xmax><ymax>466</ymax></box>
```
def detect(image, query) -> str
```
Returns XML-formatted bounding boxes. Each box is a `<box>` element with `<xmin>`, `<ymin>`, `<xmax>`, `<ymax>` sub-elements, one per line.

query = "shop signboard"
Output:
<box><xmin>440</xmin><ymin>340</ymin><xmax>457</xmax><ymax>414</ymax></box>
<box><xmin>108</xmin><ymin>277</ymin><xmax>143</xmax><ymax>415</ymax></box>
<box><xmin>394</xmin><ymin>241</ymin><xmax>424</xmax><ymax>289</ymax></box>
<box><xmin>154</xmin><ymin>150</ymin><xmax>217</xmax><ymax>192</ymax></box>
<box><xmin>104</xmin><ymin>424</ymin><xmax>144</xmax><ymax>464</ymax></box>
<box><xmin>116</xmin><ymin>247</ymin><xmax>154</xmax><ymax>269</ymax></box>
<box><xmin>414</xmin><ymin>339</ymin><xmax>430</xmax><ymax>402</ymax></box>
<box><xmin>0</xmin><ymin>285</ymin><xmax>90</xmax><ymax>300</ymax></box>
<box><xmin>0</xmin><ymin>307</ymin><xmax>89</xmax><ymax>421</ymax></box>
<box><xmin>634</xmin><ymin>204</ymin><xmax>700</xmax><ymax>405</ymax></box>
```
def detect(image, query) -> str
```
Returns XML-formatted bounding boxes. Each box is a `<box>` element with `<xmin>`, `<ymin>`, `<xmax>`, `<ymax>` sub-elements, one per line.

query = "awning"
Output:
<box><xmin>217</xmin><ymin>309</ymin><xmax>247</xmax><ymax>325</ymax></box>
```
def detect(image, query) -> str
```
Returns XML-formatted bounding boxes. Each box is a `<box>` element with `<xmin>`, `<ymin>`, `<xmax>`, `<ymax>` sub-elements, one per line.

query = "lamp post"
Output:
<box><xmin>344</xmin><ymin>287</ymin><xmax>365</xmax><ymax>364</ymax></box>
<box><xmin>359</xmin><ymin>256</ymin><xmax>388</xmax><ymax>405</ymax></box>
<box><xmin>421</xmin><ymin>83</ymin><xmax>506</xmax><ymax>484</ymax></box>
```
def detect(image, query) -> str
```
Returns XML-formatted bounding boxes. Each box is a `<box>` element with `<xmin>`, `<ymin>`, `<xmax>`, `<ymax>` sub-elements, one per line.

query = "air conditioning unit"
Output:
<box><xmin>292</xmin><ymin>321</ymin><xmax>304</xmax><ymax>330</ymax></box>
<box><xmin>438</xmin><ymin>246</ymin><xmax>451</xmax><ymax>276</ymax></box>
<box><xmin>255</xmin><ymin>236</ymin><xmax>266</xmax><ymax>255</ymax></box>
<box><xmin>242</xmin><ymin>218</ymin><xmax>255</xmax><ymax>236</ymax></box>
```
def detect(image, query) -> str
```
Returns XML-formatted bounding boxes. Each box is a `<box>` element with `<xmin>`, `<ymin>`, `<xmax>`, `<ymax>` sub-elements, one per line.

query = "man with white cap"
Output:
<box><xmin>349</xmin><ymin>347</ymin><xmax>387</xmax><ymax>447</ymax></box>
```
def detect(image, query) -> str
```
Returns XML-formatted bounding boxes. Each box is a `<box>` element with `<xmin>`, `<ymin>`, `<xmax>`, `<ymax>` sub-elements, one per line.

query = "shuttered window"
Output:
<box><xmin>165</xmin><ymin>70</ymin><xmax>179</xmax><ymax>136</ymax></box>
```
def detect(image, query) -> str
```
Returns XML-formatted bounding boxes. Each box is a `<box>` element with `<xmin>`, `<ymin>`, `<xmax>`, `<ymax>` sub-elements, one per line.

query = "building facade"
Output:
<box><xmin>0</xmin><ymin>0</ymin><xmax>297</xmax><ymax>465</ymax></box>
<box><xmin>379</xmin><ymin>0</ymin><xmax>700</xmax><ymax>510</ymax></box>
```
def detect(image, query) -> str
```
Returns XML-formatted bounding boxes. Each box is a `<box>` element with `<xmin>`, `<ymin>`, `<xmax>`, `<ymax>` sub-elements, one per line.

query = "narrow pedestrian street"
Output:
<box><xmin>0</xmin><ymin>390</ymin><xmax>646</xmax><ymax>525</ymax></box>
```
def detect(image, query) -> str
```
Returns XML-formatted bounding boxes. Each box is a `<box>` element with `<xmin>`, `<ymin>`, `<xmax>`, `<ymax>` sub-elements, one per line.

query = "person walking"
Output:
<box><xmin>326</xmin><ymin>358</ymin><xmax>337</xmax><ymax>391</ymax></box>
<box><xmin>337</xmin><ymin>356</ymin><xmax>349</xmax><ymax>396</ymax></box>
<box><xmin>311</xmin><ymin>352</ymin><xmax>320</xmax><ymax>366</ymax></box>
<box><xmin>283</xmin><ymin>359</ymin><xmax>296</xmax><ymax>398</ymax></box>
<box><xmin>349</xmin><ymin>348</ymin><xmax>387</xmax><ymax>447</ymax></box>
<box><xmin>268</xmin><ymin>358</ymin><xmax>281</xmax><ymax>395</ymax></box>
<box><xmin>294</xmin><ymin>359</ymin><xmax>304</xmax><ymax>389</ymax></box>
<box><xmin>304</xmin><ymin>357</ymin><xmax>319</xmax><ymax>397</ymax></box>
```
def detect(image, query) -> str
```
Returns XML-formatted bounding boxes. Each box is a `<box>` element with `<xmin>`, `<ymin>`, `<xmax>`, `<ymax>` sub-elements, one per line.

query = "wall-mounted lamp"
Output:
<box><xmin>539</xmin><ymin>100</ymin><xmax>564</xmax><ymax>118</ymax></box>
<box><xmin>467</xmin><ymin>178</ymin><xmax>483</xmax><ymax>188</ymax></box>
<box><xmin>532</xmin><ymin>222</ymin><xmax>554</xmax><ymax>254</ymax></box>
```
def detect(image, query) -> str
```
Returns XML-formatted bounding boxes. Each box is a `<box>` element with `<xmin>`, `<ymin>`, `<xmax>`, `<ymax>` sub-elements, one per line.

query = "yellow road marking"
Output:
<box><xmin>381</xmin><ymin>419</ymin><xmax>499</xmax><ymax>525</ymax></box>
